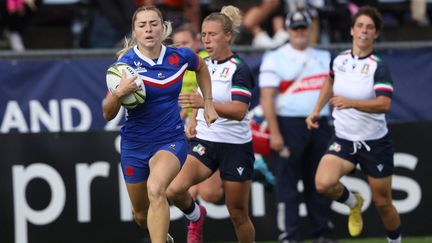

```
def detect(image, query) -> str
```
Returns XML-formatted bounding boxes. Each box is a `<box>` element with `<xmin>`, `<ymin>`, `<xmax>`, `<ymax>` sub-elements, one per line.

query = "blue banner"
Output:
<box><xmin>1</xmin><ymin>48</ymin><xmax>431</xmax><ymax>134</ymax></box>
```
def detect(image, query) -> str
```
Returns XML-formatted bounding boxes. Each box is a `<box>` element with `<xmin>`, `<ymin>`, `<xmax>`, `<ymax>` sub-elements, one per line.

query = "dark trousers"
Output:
<box><xmin>275</xmin><ymin>116</ymin><xmax>333</xmax><ymax>240</ymax></box>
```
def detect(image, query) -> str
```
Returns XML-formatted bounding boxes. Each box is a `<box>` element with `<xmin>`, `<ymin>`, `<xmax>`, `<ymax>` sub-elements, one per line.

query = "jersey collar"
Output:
<box><xmin>133</xmin><ymin>45</ymin><xmax>167</xmax><ymax>66</ymax></box>
<box><xmin>350</xmin><ymin>49</ymin><xmax>374</xmax><ymax>60</ymax></box>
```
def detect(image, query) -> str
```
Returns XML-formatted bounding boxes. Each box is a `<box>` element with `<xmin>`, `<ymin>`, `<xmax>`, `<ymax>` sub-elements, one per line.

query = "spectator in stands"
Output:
<box><xmin>167</xmin><ymin>5</ymin><xmax>256</xmax><ymax>243</ymax></box>
<box><xmin>0</xmin><ymin>0</ymin><xmax>41</xmax><ymax>51</ymax></box>
<box><xmin>87</xmin><ymin>0</ymin><xmax>135</xmax><ymax>48</ymax></box>
<box><xmin>209</xmin><ymin>0</ymin><xmax>289</xmax><ymax>48</ymax></box>
<box><xmin>171</xmin><ymin>24</ymin><xmax>224</xmax><ymax>204</ymax></box>
<box><xmin>306</xmin><ymin>6</ymin><xmax>402</xmax><ymax>242</ymax></box>
<box><xmin>410</xmin><ymin>0</ymin><xmax>430</xmax><ymax>26</ymax></box>
<box><xmin>137</xmin><ymin>0</ymin><xmax>202</xmax><ymax>33</ymax></box>
<box><xmin>102</xmin><ymin>5</ymin><xmax>217</xmax><ymax>243</ymax></box>
<box><xmin>259</xmin><ymin>10</ymin><xmax>335</xmax><ymax>243</ymax></box>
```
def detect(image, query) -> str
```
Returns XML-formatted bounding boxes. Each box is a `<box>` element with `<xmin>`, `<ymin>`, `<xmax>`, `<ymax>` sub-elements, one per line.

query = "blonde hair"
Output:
<box><xmin>203</xmin><ymin>5</ymin><xmax>242</xmax><ymax>44</ymax></box>
<box><xmin>117</xmin><ymin>5</ymin><xmax>172</xmax><ymax>58</ymax></box>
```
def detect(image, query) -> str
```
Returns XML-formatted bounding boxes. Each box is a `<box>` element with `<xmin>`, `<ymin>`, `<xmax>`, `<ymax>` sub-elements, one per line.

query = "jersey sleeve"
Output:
<box><xmin>232</xmin><ymin>60</ymin><xmax>255</xmax><ymax>104</ymax></box>
<box><xmin>177</xmin><ymin>47</ymin><xmax>199</xmax><ymax>71</ymax></box>
<box><xmin>329</xmin><ymin>52</ymin><xmax>336</xmax><ymax>79</ymax></box>
<box><xmin>259</xmin><ymin>52</ymin><xmax>280</xmax><ymax>88</ymax></box>
<box><xmin>373</xmin><ymin>62</ymin><xmax>394</xmax><ymax>98</ymax></box>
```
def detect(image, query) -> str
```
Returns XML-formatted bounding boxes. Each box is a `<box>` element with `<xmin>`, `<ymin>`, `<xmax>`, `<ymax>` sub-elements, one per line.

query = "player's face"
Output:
<box><xmin>351</xmin><ymin>15</ymin><xmax>379</xmax><ymax>51</ymax></box>
<box><xmin>287</xmin><ymin>26</ymin><xmax>309</xmax><ymax>50</ymax></box>
<box><xmin>172</xmin><ymin>31</ymin><xmax>197</xmax><ymax>52</ymax></box>
<box><xmin>133</xmin><ymin>10</ymin><xmax>163</xmax><ymax>49</ymax></box>
<box><xmin>201</xmin><ymin>20</ymin><xmax>231</xmax><ymax>60</ymax></box>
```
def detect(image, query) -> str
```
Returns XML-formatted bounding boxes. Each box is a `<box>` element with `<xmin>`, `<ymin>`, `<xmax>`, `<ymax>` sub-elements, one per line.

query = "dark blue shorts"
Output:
<box><xmin>120</xmin><ymin>137</ymin><xmax>188</xmax><ymax>183</ymax></box>
<box><xmin>325</xmin><ymin>133</ymin><xmax>394</xmax><ymax>178</ymax></box>
<box><xmin>188</xmin><ymin>137</ymin><xmax>255</xmax><ymax>181</ymax></box>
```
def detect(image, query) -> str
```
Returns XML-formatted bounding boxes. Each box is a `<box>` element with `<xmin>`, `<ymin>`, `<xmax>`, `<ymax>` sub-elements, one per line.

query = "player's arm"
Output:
<box><xmin>103</xmin><ymin>72</ymin><xmax>137</xmax><ymax>121</ymax></box>
<box><xmin>330</xmin><ymin>95</ymin><xmax>391</xmax><ymax>113</ymax></box>
<box><xmin>331</xmin><ymin>62</ymin><xmax>393</xmax><ymax>113</ymax></box>
<box><xmin>306</xmin><ymin>76</ymin><xmax>334</xmax><ymax>129</ymax></box>
<box><xmin>194</xmin><ymin>56</ymin><xmax>218</xmax><ymax>125</ymax></box>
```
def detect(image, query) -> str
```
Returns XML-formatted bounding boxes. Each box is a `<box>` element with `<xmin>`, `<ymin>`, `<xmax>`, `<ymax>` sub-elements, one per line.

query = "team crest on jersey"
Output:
<box><xmin>361</xmin><ymin>64</ymin><xmax>370</xmax><ymax>74</ymax></box>
<box><xmin>220</xmin><ymin>67</ymin><xmax>230</xmax><ymax>78</ymax></box>
<box><xmin>168</xmin><ymin>53</ymin><xmax>180</xmax><ymax>67</ymax></box>
<box><xmin>329</xmin><ymin>142</ymin><xmax>341</xmax><ymax>152</ymax></box>
<box><xmin>193</xmin><ymin>144</ymin><xmax>206</xmax><ymax>156</ymax></box>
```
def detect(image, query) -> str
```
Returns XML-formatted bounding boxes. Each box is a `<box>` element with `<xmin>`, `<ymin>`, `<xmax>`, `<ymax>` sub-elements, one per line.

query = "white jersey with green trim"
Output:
<box><xmin>195</xmin><ymin>54</ymin><xmax>255</xmax><ymax>144</ymax></box>
<box><xmin>331</xmin><ymin>50</ymin><xmax>394</xmax><ymax>141</ymax></box>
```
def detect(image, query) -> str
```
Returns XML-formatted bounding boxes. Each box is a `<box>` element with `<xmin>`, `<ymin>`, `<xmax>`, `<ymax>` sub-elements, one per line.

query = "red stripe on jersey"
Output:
<box><xmin>143</xmin><ymin>69</ymin><xmax>186</xmax><ymax>88</ymax></box>
<box><xmin>375</xmin><ymin>87</ymin><xmax>393</xmax><ymax>92</ymax></box>
<box><xmin>232</xmin><ymin>91</ymin><xmax>251</xmax><ymax>98</ymax></box>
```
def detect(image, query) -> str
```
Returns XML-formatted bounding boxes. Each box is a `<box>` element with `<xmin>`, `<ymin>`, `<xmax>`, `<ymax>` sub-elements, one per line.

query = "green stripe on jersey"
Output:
<box><xmin>370</xmin><ymin>54</ymin><xmax>382</xmax><ymax>62</ymax></box>
<box><xmin>232</xmin><ymin>86</ymin><xmax>251</xmax><ymax>96</ymax></box>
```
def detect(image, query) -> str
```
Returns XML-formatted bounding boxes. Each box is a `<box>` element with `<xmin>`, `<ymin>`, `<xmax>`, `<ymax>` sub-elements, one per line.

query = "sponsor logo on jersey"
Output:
<box><xmin>237</xmin><ymin>166</ymin><xmax>244</xmax><ymax>175</ymax></box>
<box><xmin>377</xmin><ymin>164</ymin><xmax>384</xmax><ymax>172</ymax></box>
<box><xmin>329</xmin><ymin>142</ymin><xmax>341</xmax><ymax>152</ymax></box>
<box><xmin>157</xmin><ymin>72</ymin><xmax>165</xmax><ymax>79</ymax></box>
<box><xmin>169</xmin><ymin>144</ymin><xmax>176</xmax><ymax>150</ymax></box>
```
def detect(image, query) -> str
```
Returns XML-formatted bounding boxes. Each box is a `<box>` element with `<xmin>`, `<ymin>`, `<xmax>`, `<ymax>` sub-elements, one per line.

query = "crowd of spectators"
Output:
<box><xmin>0</xmin><ymin>0</ymin><xmax>431</xmax><ymax>51</ymax></box>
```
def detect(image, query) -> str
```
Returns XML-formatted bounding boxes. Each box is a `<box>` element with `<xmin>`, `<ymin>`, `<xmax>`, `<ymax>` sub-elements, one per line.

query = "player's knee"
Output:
<box><xmin>315</xmin><ymin>177</ymin><xmax>335</xmax><ymax>195</ymax></box>
<box><xmin>227</xmin><ymin>205</ymin><xmax>248</xmax><ymax>226</ymax></box>
<box><xmin>147</xmin><ymin>181</ymin><xmax>166</xmax><ymax>202</ymax></box>
<box><xmin>373</xmin><ymin>195</ymin><xmax>393</xmax><ymax>213</ymax></box>
<box><xmin>167</xmin><ymin>183</ymin><xmax>188</xmax><ymax>201</ymax></box>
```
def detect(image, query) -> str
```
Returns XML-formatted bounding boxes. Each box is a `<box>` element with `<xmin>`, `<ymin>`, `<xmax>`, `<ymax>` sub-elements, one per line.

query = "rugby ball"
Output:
<box><xmin>106</xmin><ymin>62</ymin><xmax>146</xmax><ymax>109</ymax></box>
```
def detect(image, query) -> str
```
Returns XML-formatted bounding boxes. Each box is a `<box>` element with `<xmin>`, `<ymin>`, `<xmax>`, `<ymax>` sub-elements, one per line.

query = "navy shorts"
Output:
<box><xmin>188</xmin><ymin>137</ymin><xmax>255</xmax><ymax>181</ymax></box>
<box><xmin>120</xmin><ymin>137</ymin><xmax>188</xmax><ymax>183</ymax></box>
<box><xmin>325</xmin><ymin>133</ymin><xmax>394</xmax><ymax>178</ymax></box>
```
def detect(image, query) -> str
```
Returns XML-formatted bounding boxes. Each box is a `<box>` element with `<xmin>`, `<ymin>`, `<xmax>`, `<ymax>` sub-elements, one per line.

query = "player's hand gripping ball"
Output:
<box><xmin>106</xmin><ymin>62</ymin><xmax>146</xmax><ymax>109</ymax></box>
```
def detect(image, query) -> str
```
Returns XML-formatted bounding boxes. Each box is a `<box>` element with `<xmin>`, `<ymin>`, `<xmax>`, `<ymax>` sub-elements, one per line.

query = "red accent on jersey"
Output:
<box><xmin>279</xmin><ymin>80</ymin><xmax>294</xmax><ymax>93</ymax></box>
<box><xmin>143</xmin><ymin>69</ymin><xmax>187</xmax><ymax>88</ymax></box>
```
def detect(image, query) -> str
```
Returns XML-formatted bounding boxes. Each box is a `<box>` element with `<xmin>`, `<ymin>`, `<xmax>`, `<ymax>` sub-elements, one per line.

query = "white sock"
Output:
<box><xmin>387</xmin><ymin>235</ymin><xmax>401</xmax><ymax>243</ymax></box>
<box><xmin>185</xmin><ymin>202</ymin><xmax>201</xmax><ymax>222</ymax></box>
<box><xmin>344</xmin><ymin>191</ymin><xmax>358</xmax><ymax>208</ymax></box>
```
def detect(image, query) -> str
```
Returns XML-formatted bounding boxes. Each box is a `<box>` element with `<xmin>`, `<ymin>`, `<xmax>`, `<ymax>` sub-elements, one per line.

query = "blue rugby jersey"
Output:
<box><xmin>117</xmin><ymin>45</ymin><xmax>198</xmax><ymax>146</ymax></box>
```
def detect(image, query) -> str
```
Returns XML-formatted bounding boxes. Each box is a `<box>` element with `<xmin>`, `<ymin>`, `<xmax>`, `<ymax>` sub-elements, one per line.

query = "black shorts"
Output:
<box><xmin>188</xmin><ymin>137</ymin><xmax>255</xmax><ymax>181</ymax></box>
<box><xmin>325</xmin><ymin>133</ymin><xmax>394</xmax><ymax>178</ymax></box>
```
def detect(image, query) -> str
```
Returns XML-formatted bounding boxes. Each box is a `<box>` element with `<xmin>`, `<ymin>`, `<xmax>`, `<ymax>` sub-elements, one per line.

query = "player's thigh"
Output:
<box><xmin>169</xmin><ymin>154</ymin><xmax>213</xmax><ymax>194</ymax></box>
<box><xmin>316</xmin><ymin>154</ymin><xmax>356</xmax><ymax>187</ymax></box>
<box><xmin>148</xmin><ymin>150</ymin><xmax>181</xmax><ymax>190</ymax></box>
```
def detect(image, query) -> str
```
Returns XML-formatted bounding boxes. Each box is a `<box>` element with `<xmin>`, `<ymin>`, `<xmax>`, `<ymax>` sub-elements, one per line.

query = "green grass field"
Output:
<box><xmin>211</xmin><ymin>236</ymin><xmax>431</xmax><ymax>243</ymax></box>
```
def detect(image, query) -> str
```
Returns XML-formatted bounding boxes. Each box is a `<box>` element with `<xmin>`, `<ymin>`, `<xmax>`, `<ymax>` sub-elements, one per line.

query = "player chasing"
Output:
<box><xmin>306</xmin><ymin>6</ymin><xmax>402</xmax><ymax>243</ymax></box>
<box><xmin>167</xmin><ymin>5</ymin><xmax>256</xmax><ymax>243</ymax></box>
<box><xmin>102</xmin><ymin>5</ymin><xmax>218</xmax><ymax>243</ymax></box>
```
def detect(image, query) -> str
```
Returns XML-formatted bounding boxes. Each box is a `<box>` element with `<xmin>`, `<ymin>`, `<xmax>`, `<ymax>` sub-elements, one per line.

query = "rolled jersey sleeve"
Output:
<box><xmin>373</xmin><ymin>62</ymin><xmax>394</xmax><ymax>98</ymax></box>
<box><xmin>259</xmin><ymin>54</ymin><xmax>281</xmax><ymax>88</ymax></box>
